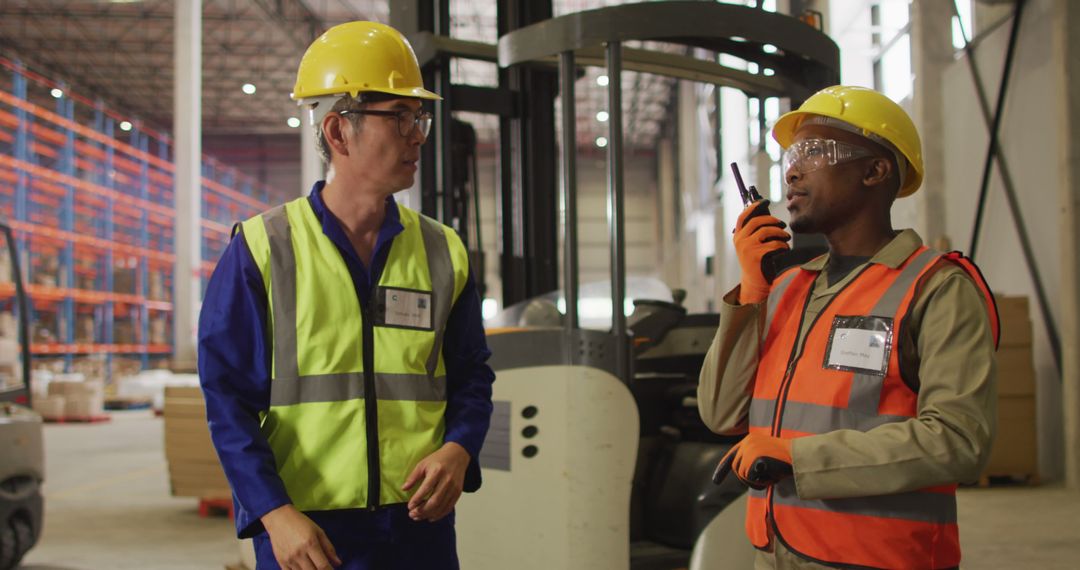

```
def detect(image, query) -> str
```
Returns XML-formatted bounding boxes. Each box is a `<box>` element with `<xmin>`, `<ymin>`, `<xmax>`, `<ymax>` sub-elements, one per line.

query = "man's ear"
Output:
<box><xmin>323</xmin><ymin>113</ymin><xmax>351</xmax><ymax>158</ymax></box>
<box><xmin>863</xmin><ymin>157</ymin><xmax>893</xmax><ymax>189</ymax></box>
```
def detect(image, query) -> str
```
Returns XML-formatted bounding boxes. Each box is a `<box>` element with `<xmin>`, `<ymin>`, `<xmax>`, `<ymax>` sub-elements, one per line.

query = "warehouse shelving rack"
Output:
<box><xmin>0</xmin><ymin>57</ymin><xmax>288</xmax><ymax>380</ymax></box>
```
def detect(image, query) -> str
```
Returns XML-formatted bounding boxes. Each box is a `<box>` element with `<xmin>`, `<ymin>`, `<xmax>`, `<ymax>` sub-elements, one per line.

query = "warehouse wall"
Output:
<box><xmin>941</xmin><ymin>0</ymin><xmax>1063</xmax><ymax>480</ymax></box>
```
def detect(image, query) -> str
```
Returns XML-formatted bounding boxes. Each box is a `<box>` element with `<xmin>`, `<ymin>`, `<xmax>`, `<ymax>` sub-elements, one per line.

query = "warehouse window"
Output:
<box><xmin>952</xmin><ymin>0</ymin><xmax>974</xmax><ymax>49</ymax></box>
<box><xmin>872</xmin><ymin>0</ymin><xmax>912</xmax><ymax>103</ymax></box>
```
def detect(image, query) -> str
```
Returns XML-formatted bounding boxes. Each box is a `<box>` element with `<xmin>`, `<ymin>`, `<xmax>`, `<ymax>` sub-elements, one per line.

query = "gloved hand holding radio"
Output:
<box><xmin>712</xmin><ymin>431</ymin><xmax>793</xmax><ymax>490</ymax></box>
<box><xmin>734</xmin><ymin>201</ymin><xmax>791</xmax><ymax>304</ymax></box>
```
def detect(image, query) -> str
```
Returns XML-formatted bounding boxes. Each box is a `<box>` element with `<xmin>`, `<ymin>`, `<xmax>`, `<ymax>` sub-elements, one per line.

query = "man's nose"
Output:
<box><xmin>785</xmin><ymin>165</ymin><xmax>800</xmax><ymax>186</ymax></box>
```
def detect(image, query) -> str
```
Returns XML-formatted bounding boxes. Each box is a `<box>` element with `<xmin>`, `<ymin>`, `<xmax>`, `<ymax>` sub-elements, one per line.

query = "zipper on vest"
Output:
<box><xmin>361</xmin><ymin>304</ymin><xmax>380</xmax><ymax>510</ymax></box>
<box><xmin>765</xmin><ymin>264</ymin><xmax>873</xmax><ymax>558</ymax></box>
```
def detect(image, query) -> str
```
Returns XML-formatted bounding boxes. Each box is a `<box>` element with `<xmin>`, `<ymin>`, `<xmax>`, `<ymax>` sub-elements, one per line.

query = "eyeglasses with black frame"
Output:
<box><xmin>337</xmin><ymin>108</ymin><xmax>434</xmax><ymax>138</ymax></box>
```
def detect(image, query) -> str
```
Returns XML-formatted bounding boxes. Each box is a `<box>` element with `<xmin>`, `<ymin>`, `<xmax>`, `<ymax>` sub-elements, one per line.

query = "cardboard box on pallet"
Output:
<box><xmin>984</xmin><ymin>294</ymin><xmax>1038</xmax><ymax>478</ymax></box>
<box><xmin>163</xmin><ymin>386</ymin><xmax>231</xmax><ymax>499</ymax></box>
<box><xmin>47</xmin><ymin>378</ymin><xmax>106</xmax><ymax>418</ymax></box>
<box><xmin>32</xmin><ymin>395</ymin><xmax>66</xmax><ymax>420</ymax></box>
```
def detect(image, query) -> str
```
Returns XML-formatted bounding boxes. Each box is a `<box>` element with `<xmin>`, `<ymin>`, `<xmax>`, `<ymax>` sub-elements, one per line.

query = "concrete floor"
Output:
<box><xmin>16</xmin><ymin>412</ymin><xmax>1080</xmax><ymax>569</ymax></box>
<box><xmin>19</xmin><ymin>411</ymin><xmax>237</xmax><ymax>570</ymax></box>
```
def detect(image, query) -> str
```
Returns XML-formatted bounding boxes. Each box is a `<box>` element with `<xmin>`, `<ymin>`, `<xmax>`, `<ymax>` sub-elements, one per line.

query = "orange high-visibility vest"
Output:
<box><xmin>745</xmin><ymin>247</ymin><xmax>998</xmax><ymax>569</ymax></box>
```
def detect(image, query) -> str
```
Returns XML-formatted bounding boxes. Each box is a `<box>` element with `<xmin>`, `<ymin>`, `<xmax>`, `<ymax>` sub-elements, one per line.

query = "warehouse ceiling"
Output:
<box><xmin>0</xmin><ymin>0</ymin><xmax>689</xmax><ymax>146</ymax></box>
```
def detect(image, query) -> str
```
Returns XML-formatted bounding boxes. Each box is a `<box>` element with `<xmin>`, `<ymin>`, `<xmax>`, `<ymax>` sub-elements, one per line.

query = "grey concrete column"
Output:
<box><xmin>1053</xmin><ymin>0</ymin><xmax>1080</xmax><ymax>491</ymax></box>
<box><xmin>911</xmin><ymin>0</ymin><xmax>952</xmax><ymax>246</ymax></box>
<box><xmin>173</xmin><ymin>0</ymin><xmax>201</xmax><ymax>369</ymax></box>
<box><xmin>657</xmin><ymin>137</ymin><xmax>680</xmax><ymax>289</ymax></box>
<box><xmin>300</xmin><ymin>121</ymin><xmax>323</xmax><ymax>196</ymax></box>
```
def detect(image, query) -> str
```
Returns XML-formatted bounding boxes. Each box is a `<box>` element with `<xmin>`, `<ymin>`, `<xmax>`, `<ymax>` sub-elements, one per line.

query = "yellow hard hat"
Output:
<box><xmin>292</xmin><ymin>21</ymin><xmax>441</xmax><ymax>102</ymax></box>
<box><xmin>772</xmin><ymin>86</ymin><xmax>923</xmax><ymax>197</ymax></box>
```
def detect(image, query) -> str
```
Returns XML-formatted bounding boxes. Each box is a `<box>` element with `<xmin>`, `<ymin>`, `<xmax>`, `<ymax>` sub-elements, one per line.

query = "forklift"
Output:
<box><xmin>0</xmin><ymin>219</ymin><xmax>43</xmax><ymax>570</ymax></box>
<box><xmin>411</xmin><ymin>2</ymin><xmax>838</xmax><ymax>568</ymax></box>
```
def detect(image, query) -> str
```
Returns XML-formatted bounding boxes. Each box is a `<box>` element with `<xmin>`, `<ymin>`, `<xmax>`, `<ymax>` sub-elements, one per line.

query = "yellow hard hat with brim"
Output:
<box><xmin>292</xmin><ymin>21</ymin><xmax>441</xmax><ymax>102</ymax></box>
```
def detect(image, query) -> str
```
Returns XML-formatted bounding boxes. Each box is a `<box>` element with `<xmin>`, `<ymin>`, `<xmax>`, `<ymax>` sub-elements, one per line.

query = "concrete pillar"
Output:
<box><xmin>173</xmin><ymin>0</ymin><xmax>201</xmax><ymax>370</ymax></box>
<box><xmin>300</xmin><ymin>121</ymin><xmax>322</xmax><ymax>196</ymax></box>
<box><xmin>911</xmin><ymin>0</ymin><xmax>953</xmax><ymax>246</ymax></box>
<box><xmin>657</xmin><ymin>137</ymin><xmax>681</xmax><ymax>290</ymax></box>
<box><xmin>1053</xmin><ymin>0</ymin><xmax>1080</xmax><ymax>491</ymax></box>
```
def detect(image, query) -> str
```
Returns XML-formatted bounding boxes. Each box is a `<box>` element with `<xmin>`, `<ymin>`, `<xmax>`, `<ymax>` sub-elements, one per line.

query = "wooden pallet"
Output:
<box><xmin>43</xmin><ymin>414</ymin><xmax>112</xmax><ymax>424</ymax></box>
<box><xmin>104</xmin><ymin>397</ymin><xmax>153</xmax><ymax>410</ymax></box>
<box><xmin>975</xmin><ymin>473</ymin><xmax>1040</xmax><ymax>487</ymax></box>
<box><xmin>198</xmin><ymin>497</ymin><xmax>235</xmax><ymax>519</ymax></box>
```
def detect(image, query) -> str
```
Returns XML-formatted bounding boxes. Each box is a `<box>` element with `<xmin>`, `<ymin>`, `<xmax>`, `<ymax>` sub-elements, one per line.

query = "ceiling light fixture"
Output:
<box><xmin>597</xmin><ymin>75</ymin><xmax>609</xmax><ymax>87</ymax></box>
<box><xmin>50</xmin><ymin>88</ymin><xmax>63</xmax><ymax>99</ymax></box>
<box><xmin>119</xmin><ymin>121</ymin><xmax>133</xmax><ymax>132</ymax></box>
<box><xmin>287</xmin><ymin>117</ymin><xmax>301</xmax><ymax>128</ymax></box>
<box><xmin>596</xmin><ymin>111</ymin><xmax>609</xmax><ymax>123</ymax></box>
<box><xmin>242</xmin><ymin>83</ymin><xmax>256</xmax><ymax>95</ymax></box>
<box><xmin>595</xmin><ymin>136</ymin><xmax>608</xmax><ymax>148</ymax></box>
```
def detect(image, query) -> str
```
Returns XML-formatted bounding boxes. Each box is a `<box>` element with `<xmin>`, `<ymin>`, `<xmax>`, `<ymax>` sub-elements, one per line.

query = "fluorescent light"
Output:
<box><xmin>50</xmin><ymin>88</ymin><xmax>63</xmax><ymax>99</ymax></box>
<box><xmin>595</xmin><ymin>136</ymin><xmax>608</xmax><ymax>148</ymax></box>
<box><xmin>119</xmin><ymin>121</ymin><xmax>133</xmax><ymax>132</ymax></box>
<box><xmin>763</xmin><ymin>44</ymin><xmax>778</xmax><ymax>54</ymax></box>
<box><xmin>597</xmin><ymin>75</ymin><xmax>609</xmax><ymax>87</ymax></box>
<box><xmin>287</xmin><ymin>117</ymin><xmax>301</xmax><ymax>128</ymax></box>
<box><xmin>596</xmin><ymin>111</ymin><xmax>609</xmax><ymax>123</ymax></box>
<box><xmin>481</xmin><ymin>298</ymin><xmax>499</xmax><ymax>320</ymax></box>
<box><xmin>242</xmin><ymin>83</ymin><xmax>256</xmax><ymax>95</ymax></box>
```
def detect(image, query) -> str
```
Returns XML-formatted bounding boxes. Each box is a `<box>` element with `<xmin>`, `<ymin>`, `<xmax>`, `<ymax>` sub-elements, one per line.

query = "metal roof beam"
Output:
<box><xmin>248</xmin><ymin>0</ymin><xmax>323</xmax><ymax>51</ymax></box>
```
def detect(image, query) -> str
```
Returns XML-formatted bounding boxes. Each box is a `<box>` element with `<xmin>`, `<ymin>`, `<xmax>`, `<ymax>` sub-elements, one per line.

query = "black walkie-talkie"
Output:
<box><xmin>731</xmin><ymin>162</ymin><xmax>785</xmax><ymax>284</ymax></box>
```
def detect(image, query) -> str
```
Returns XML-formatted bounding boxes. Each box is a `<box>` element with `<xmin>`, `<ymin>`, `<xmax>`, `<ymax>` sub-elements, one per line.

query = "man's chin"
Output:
<box><xmin>789</xmin><ymin>217</ymin><xmax>814</xmax><ymax>234</ymax></box>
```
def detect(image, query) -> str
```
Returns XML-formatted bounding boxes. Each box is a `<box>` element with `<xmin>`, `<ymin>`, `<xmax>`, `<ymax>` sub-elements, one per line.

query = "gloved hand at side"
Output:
<box><xmin>733</xmin><ymin>201</ymin><xmax>790</xmax><ymax>304</ymax></box>
<box><xmin>713</xmin><ymin>431</ymin><xmax>793</xmax><ymax>490</ymax></box>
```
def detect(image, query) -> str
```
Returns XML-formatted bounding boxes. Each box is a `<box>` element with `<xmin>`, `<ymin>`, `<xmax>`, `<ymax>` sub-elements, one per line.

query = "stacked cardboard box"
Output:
<box><xmin>113</xmin><ymin>266</ymin><xmax>136</xmax><ymax>295</ymax></box>
<box><xmin>984</xmin><ymin>295</ymin><xmax>1037</xmax><ymax>477</ymax></box>
<box><xmin>149</xmin><ymin>270</ymin><xmax>166</xmax><ymax>301</ymax></box>
<box><xmin>75</xmin><ymin>314</ymin><xmax>96</xmax><ymax>344</ymax></box>
<box><xmin>39</xmin><ymin>377</ymin><xmax>106</xmax><ymax>419</ymax></box>
<box><xmin>150</xmin><ymin>315</ymin><xmax>168</xmax><ymax>345</ymax></box>
<box><xmin>163</xmin><ymin>386</ymin><xmax>231</xmax><ymax>499</ymax></box>
<box><xmin>0</xmin><ymin>311</ymin><xmax>20</xmax><ymax>392</ymax></box>
<box><xmin>113</xmin><ymin>320</ymin><xmax>137</xmax><ymax>345</ymax></box>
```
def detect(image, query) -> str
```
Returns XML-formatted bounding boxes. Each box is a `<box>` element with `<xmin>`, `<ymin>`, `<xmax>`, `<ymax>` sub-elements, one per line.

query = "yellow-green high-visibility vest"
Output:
<box><xmin>239</xmin><ymin>197</ymin><xmax>469</xmax><ymax>511</ymax></box>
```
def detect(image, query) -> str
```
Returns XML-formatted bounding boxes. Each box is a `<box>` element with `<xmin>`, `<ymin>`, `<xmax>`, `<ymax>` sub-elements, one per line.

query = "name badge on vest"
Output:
<box><xmin>823</xmin><ymin>315</ymin><xmax>893</xmax><ymax>376</ymax></box>
<box><xmin>375</xmin><ymin>286</ymin><xmax>433</xmax><ymax>331</ymax></box>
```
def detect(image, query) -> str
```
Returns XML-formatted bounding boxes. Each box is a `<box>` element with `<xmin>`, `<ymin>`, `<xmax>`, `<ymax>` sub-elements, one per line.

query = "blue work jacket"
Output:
<box><xmin>198</xmin><ymin>182</ymin><xmax>495</xmax><ymax>539</ymax></box>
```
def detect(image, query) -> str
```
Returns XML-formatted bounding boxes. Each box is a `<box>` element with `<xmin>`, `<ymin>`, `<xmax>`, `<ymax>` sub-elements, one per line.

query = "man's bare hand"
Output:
<box><xmin>402</xmin><ymin>442</ymin><xmax>470</xmax><ymax>522</ymax></box>
<box><xmin>261</xmin><ymin>504</ymin><xmax>342</xmax><ymax>570</ymax></box>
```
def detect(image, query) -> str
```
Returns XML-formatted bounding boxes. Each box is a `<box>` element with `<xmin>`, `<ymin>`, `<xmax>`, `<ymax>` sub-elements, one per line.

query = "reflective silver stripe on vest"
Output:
<box><xmin>748</xmin><ymin>487</ymin><xmax>768</xmax><ymax>499</ymax></box>
<box><xmin>263</xmin><ymin>205</ymin><xmax>299</xmax><ymax>382</ymax></box>
<box><xmin>269</xmin><ymin>373</ymin><xmax>448</xmax><ymax>406</ymax></box>
<box><xmin>418</xmin><ymin>215</ymin><xmax>454</xmax><ymax>378</ymax></box>
<box><xmin>263</xmin><ymin>204</ymin><xmax>451</xmax><ymax>408</ymax></box>
<box><xmin>846</xmin><ymin>248</ymin><xmax>940</xmax><ymax>419</ymax></box>
<box><xmin>772</xmin><ymin>401</ymin><xmax>911</xmax><ymax>434</ymax></box>
<box><xmin>764</xmin><ymin>270</ymin><xmax>800</xmax><ymax>336</ymax></box>
<box><xmin>749</xmin><ymin>398</ymin><xmax>775</xmax><ymax>430</ymax></box>
<box><xmin>773</xmin><ymin>478</ymin><xmax>957</xmax><ymax>524</ymax></box>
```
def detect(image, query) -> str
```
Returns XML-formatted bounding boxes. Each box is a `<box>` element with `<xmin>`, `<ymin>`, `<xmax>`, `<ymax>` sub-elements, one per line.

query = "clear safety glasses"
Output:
<box><xmin>781</xmin><ymin>138</ymin><xmax>875</xmax><ymax>177</ymax></box>
<box><xmin>338</xmin><ymin>108</ymin><xmax>434</xmax><ymax>138</ymax></box>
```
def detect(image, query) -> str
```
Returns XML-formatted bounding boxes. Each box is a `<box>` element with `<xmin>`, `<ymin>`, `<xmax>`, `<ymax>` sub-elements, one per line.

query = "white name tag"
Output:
<box><xmin>382</xmin><ymin>288</ymin><xmax>433</xmax><ymax>330</ymax></box>
<box><xmin>824</xmin><ymin>315</ymin><xmax>893</xmax><ymax>376</ymax></box>
<box><xmin>827</xmin><ymin>328</ymin><xmax>887</xmax><ymax>371</ymax></box>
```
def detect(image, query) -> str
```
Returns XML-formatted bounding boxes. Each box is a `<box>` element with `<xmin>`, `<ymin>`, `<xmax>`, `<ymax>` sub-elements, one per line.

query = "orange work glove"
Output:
<box><xmin>733</xmin><ymin>200</ymin><xmax>790</xmax><ymax>304</ymax></box>
<box><xmin>712</xmin><ymin>431</ymin><xmax>793</xmax><ymax>490</ymax></box>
